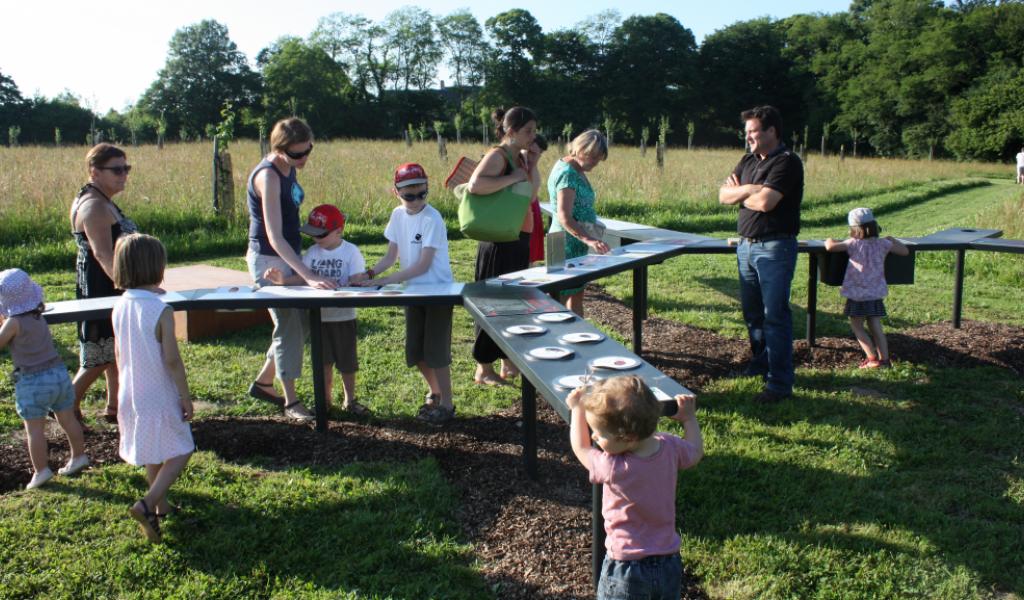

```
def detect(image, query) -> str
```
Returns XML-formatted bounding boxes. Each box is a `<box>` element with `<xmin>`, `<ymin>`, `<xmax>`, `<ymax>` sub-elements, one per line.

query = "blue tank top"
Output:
<box><xmin>247</xmin><ymin>159</ymin><xmax>303</xmax><ymax>256</ymax></box>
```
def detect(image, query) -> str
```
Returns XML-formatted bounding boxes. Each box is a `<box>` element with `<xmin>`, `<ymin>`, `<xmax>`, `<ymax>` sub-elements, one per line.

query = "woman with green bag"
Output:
<box><xmin>466</xmin><ymin>106</ymin><xmax>539</xmax><ymax>386</ymax></box>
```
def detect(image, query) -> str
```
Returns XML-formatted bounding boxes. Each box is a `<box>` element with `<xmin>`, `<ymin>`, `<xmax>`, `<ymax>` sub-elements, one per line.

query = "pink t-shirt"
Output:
<box><xmin>841</xmin><ymin>237</ymin><xmax>893</xmax><ymax>302</ymax></box>
<box><xmin>588</xmin><ymin>433</ymin><xmax>702</xmax><ymax>560</ymax></box>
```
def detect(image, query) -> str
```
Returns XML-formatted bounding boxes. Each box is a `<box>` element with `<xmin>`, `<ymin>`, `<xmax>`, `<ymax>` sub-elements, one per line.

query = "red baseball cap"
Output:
<box><xmin>300</xmin><ymin>204</ymin><xmax>346</xmax><ymax>237</ymax></box>
<box><xmin>394</xmin><ymin>163</ymin><xmax>428</xmax><ymax>189</ymax></box>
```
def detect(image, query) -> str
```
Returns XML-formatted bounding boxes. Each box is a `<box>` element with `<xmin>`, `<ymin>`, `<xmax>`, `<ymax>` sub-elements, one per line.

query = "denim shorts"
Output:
<box><xmin>13</xmin><ymin>365</ymin><xmax>75</xmax><ymax>420</ymax></box>
<box><xmin>597</xmin><ymin>553</ymin><xmax>682</xmax><ymax>600</ymax></box>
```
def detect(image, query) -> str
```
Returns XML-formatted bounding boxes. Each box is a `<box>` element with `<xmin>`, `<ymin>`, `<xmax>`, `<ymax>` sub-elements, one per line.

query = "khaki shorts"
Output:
<box><xmin>321</xmin><ymin>320</ymin><xmax>358</xmax><ymax>374</ymax></box>
<box><xmin>404</xmin><ymin>305</ymin><xmax>453</xmax><ymax>368</ymax></box>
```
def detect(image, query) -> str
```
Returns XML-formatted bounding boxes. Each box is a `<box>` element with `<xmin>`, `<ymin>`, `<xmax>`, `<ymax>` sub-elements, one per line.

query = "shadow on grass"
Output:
<box><xmin>694</xmin><ymin>369</ymin><xmax>1024</xmax><ymax>595</ymax></box>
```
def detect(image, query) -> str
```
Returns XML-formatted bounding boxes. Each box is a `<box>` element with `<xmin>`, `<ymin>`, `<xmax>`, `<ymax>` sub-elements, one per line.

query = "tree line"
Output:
<box><xmin>2</xmin><ymin>0</ymin><xmax>1024</xmax><ymax>161</ymax></box>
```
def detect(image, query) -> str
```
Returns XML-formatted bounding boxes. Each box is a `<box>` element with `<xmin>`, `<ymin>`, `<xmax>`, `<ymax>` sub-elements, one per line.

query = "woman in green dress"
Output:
<box><xmin>547</xmin><ymin>129</ymin><xmax>610</xmax><ymax>316</ymax></box>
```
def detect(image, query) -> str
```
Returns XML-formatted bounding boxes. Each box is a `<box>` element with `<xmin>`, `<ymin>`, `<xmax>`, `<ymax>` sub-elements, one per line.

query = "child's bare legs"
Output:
<box><xmin>323</xmin><ymin>366</ymin><xmax>335</xmax><ymax>411</ymax></box>
<box><xmin>417</xmin><ymin>362</ymin><xmax>440</xmax><ymax>401</ymax></box>
<box><xmin>340</xmin><ymin>372</ymin><xmax>356</xmax><ymax>405</ymax></box>
<box><xmin>53</xmin><ymin>409</ymin><xmax>87</xmax><ymax>460</ymax></box>
<box><xmin>23</xmin><ymin>419</ymin><xmax>50</xmax><ymax>474</ymax></box>
<box><xmin>867</xmin><ymin>316</ymin><xmax>889</xmax><ymax>361</ymax></box>
<box><xmin>564</xmin><ymin>291</ymin><xmax>585</xmax><ymax>317</ymax></box>
<box><xmin>137</xmin><ymin>453</ymin><xmax>191</xmax><ymax>516</ymax></box>
<box><xmin>417</xmin><ymin>363</ymin><xmax>452</xmax><ymax>408</ymax></box>
<box><xmin>849</xmin><ymin>316</ymin><xmax>877</xmax><ymax>360</ymax></box>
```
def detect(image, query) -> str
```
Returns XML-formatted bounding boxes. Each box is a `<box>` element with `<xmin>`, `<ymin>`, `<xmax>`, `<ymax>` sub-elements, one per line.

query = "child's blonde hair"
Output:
<box><xmin>581</xmin><ymin>375</ymin><xmax>660</xmax><ymax>441</ymax></box>
<box><xmin>113</xmin><ymin>234</ymin><xmax>166</xmax><ymax>290</ymax></box>
<box><xmin>849</xmin><ymin>221</ymin><xmax>880</xmax><ymax>240</ymax></box>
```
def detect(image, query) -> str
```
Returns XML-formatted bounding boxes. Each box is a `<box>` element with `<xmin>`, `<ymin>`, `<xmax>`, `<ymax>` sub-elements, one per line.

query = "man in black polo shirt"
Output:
<box><xmin>718</xmin><ymin>105</ymin><xmax>803</xmax><ymax>403</ymax></box>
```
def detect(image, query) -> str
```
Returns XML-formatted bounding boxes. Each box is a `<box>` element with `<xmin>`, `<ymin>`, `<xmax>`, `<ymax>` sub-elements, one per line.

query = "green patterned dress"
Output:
<box><xmin>547</xmin><ymin>159</ymin><xmax>597</xmax><ymax>296</ymax></box>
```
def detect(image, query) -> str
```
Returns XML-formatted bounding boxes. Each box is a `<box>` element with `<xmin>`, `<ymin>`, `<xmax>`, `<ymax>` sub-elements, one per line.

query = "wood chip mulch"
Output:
<box><xmin>3</xmin><ymin>285</ymin><xmax>1021</xmax><ymax>598</ymax></box>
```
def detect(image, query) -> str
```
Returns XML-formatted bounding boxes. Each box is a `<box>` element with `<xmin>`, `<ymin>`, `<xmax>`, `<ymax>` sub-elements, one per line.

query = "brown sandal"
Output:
<box><xmin>129</xmin><ymin>499</ymin><xmax>162</xmax><ymax>543</ymax></box>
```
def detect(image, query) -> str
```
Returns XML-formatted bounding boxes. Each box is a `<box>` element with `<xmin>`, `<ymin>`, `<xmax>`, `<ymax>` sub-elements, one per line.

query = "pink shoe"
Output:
<box><xmin>858</xmin><ymin>358</ymin><xmax>880</xmax><ymax>369</ymax></box>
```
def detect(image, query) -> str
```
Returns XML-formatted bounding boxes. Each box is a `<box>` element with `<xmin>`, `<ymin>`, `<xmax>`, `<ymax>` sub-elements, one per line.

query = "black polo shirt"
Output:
<box><xmin>732</xmin><ymin>144</ymin><xmax>803</xmax><ymax>238</ymax></box>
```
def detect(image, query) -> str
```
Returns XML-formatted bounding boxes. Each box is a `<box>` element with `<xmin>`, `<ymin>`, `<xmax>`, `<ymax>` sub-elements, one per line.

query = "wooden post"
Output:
<box><xmin>656</xmin><ymin>142</ymin><xmax>665</xmax><ymax>170</ymax></box>
<box><xmin>437</xmin><ymin>135</ymin><xmax>448</xmax><ymax>161</ymax></box>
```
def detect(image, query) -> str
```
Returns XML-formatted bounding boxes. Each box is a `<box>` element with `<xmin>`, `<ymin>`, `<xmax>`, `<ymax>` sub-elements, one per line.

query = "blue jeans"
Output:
<box><xmin>597</xmin><ymin>553</ymin><xmax>682</xmax><ymax>600</ymax></box>
<box><xmin>737</xmin><ymin>237</ymin><xmax>797</xmax><ymax>395</ymax></box>
<box><xmin>14</xmin><ymin>365</ymin><xmax>74</xmax><ymax>420</ymax></box>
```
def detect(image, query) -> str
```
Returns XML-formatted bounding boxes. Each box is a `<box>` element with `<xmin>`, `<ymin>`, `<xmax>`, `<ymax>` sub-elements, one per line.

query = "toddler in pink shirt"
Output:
<box><xmin>567</xmin><ymin>376</ymin><xmax>704</xmax><ymax>600</ymax></box>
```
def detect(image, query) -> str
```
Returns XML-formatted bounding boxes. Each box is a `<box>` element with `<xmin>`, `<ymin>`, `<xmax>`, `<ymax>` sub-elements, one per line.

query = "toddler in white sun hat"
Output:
<box><xmin>0</xmin><ymin>268</ymin><xmax>89</xmax><ymax>489</ymax></box>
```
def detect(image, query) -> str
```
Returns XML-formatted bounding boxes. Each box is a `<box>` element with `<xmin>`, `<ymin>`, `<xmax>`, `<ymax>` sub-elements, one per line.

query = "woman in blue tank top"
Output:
<box><xmin>244</xmin><ymin>117</ymin><xmax>336</xmax><ymax>420</ymax></box>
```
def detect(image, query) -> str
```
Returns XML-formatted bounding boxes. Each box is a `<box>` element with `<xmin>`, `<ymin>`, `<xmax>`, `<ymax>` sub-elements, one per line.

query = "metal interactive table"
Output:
<box><xmin>43</xmin><ymin>284</ymin><xmax>465</xmax><ymax>432</ymax></box>
<box><xmin>461</xmin><ymin>281</ymin><xmax>694</xmax><ymax>584</ymax></box>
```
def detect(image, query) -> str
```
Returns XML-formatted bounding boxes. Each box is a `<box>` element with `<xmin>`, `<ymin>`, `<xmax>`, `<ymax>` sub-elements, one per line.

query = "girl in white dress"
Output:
<box><xmin>112</xmin><ymin>234</ymin><xmax>194</xmax><ymax>543</ymax></box>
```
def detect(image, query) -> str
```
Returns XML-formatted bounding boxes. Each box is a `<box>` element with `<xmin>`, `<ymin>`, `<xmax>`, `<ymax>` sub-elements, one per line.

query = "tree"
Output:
<box><xmin>946</xmin><ymin>62</ymin><xmax>1024</xmax><ymax>160</ymax></box>
<box><xmin>0</xmin><ymin>69</ymin><xmax>27</xmax><ymax>142</ymax></box>
<box><xmin>260</xmin><ymin>37</ymin><xmax>351</xmax><ymax>135</ymax></box>
<box><xmin>538</xmin><ymin>29</ymin><xmax>601</xmax><ymax>129</ymax></box>
<box><xmin>484</xmin><ymin>9</ymin><xmax>545</xmax><ymax>106</ymax></box>
<box><xmin>311</xmin><ymin>13</ymin><xmax>395</xmax><ymax>102</ymax></box>
<box><xmin>437</xmin><ymin>9</ymin><xmax>488</xmax><ymax>101</ymax></box>
<box><xmin>140</xmin><ymin>20</ymin><xmax>260</xmax><ymax>139</ymax></box>
<box><xmin>385</xmin><ymin>7</ymin><xmax>442</xmax><ymax>92</ymax></box>
<box><xmin>604</xmin><ymin>14</ymin><xmax>698</xmax><ymax>141</ymax></box>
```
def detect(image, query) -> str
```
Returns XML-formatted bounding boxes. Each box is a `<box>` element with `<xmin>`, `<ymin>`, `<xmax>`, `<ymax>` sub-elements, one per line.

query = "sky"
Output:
<box><xmin>1</xmin><ymin>0</ymin><xmax>851</xmax><ymax>114</ymax></box>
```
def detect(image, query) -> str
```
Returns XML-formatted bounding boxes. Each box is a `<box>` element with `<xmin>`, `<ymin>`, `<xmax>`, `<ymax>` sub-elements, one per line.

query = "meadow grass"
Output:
<box><xmin>0</xmin><ymin>142</ymin><xmax>1022</xmax><ymax>599</ymax></box>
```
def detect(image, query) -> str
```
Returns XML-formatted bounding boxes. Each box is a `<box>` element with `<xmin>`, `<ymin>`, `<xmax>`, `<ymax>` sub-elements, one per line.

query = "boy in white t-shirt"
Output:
<box><xmin>264</xmin><ymin>204</ymin><xmax>368</xmax><ymax>415</ymax></box>
<box><xmin>357</xmin><ymin>163</ymin><xmax>455</xmax><ymax>424</ymax></box>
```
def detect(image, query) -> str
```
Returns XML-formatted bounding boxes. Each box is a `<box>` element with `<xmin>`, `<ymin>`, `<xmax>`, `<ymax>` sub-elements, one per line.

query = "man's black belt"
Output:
<box><xmin>740</xmin><ymin>233</ymin><xmax>796</xmax><ymax>244</ymax></box>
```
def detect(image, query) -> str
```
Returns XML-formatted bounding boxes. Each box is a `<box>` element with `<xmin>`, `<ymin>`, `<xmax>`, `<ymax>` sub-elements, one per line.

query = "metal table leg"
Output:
<box><xmin>632</xmin><ymin>266</ymin><xmax>648</xmax><ymax>355</ymax></box>
<box><xmin>807</xmin><ymin>254</ymin><xmax>818</xmax><ymax>346</ymax></box>
<box><xmin>592</xmin><ymin>482</ymin><xmax>606</xmax><ymax>588</ymax></box>
<box><xmin>953</xmin><ymin>249</ymin><xmax>965</xmax><ymax>328</ymax></box>
<box><xmin>522</xmin><ymin>378</ymin><xmax>537</xmax><ymax>480</ymax></box>
<box><xmin>308</xmin><ymin>308</ymin><xmax>327</xmax><ymax>432</ymax></box>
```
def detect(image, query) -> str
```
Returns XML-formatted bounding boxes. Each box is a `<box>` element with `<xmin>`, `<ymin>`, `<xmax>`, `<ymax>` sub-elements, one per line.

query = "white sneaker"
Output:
<box><xmin>58</xmin><ymin>455</ymin><xmax>90</xmax><ymax>476</ymax></box>
<box><xmin>26</xmin><ymin>468</ymin><xmax>53</xmax><ymax>490</ymax></box>
<box><xmin>284</xmin><ymin>402</ymin><xmax>315</xmax><ymax>421</ymax></box>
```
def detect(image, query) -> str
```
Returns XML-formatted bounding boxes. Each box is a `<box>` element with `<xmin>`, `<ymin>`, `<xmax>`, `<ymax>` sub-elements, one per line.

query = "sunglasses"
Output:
<box><xmin>399</xmin><ymin>190</ymin><xmax>428</xmax><ymax>202</ymax></box>
<box><xmin>97</xmin><ymin>165</ymin><xmax>132</xmax><ymax>175</ymax></box>
<box><xmin>284</xmin><ymin>144</ymin><xmax>313</xmax><ymax>160</ymax></box>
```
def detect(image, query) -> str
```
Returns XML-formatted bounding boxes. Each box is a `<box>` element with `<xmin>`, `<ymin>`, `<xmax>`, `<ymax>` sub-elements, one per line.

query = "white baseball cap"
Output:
<box><xmin>848</xmin><ymin>207</ymin><xmax>875</xmax><ymax>226</ymax></box>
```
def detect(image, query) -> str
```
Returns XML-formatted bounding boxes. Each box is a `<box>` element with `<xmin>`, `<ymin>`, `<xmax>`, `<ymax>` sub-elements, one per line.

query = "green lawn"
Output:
<box><xmin>1</xmin><ymin>167</ymin><xmax>1022</xmax><ymax>598</ymax></box>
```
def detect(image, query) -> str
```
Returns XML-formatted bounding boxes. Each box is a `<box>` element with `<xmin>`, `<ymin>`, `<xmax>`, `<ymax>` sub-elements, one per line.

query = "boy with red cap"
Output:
<box><xmin>357</xmin><ymin>163</ymin><xmax>455</xmax><ymax>424</ymax></box>
<box><xmin>264</xmin><ymin>204</ymin><xmax>368</xmax><ymax>415</ymax></box>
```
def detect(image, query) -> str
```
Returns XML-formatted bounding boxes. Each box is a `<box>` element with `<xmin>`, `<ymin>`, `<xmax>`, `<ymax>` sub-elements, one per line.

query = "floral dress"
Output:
<box><xmin>547</xmin><ymin>159</ymin><xmax>597</xmax><ymax>296</ymax></box>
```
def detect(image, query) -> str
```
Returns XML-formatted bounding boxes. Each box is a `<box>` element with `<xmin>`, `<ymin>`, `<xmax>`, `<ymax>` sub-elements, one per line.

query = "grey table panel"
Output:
<box><xmin>43</xmin><ymin>286</ymin><xmax>464</xmax><ymax>325</ymax></box>
<box><xmin>969</xmin><ymin>238</ymin><xmax>1024</xmax><ymax>254</ymax></box>
<box><xmin>904</xmin><ymin>227</ymin><xmax>1002</xmax><ymax>250</ymax></box>
<box><xmin>462</xmin><ymin>282</ymin><xmax>690</xmax><ymax>420</ymax></box>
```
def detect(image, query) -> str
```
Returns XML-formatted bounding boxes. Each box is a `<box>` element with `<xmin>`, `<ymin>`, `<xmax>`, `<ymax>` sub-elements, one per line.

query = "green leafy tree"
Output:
<box><xmin>259</xmin><ymin>36</ymin><xmax>351</xmax><ymax>134</ymax></box>
<box><xmin>604</xmin><ymin>14</ymin><xmax>698</xmax><ymax>141</ymax></box>
<box><xmin>437</xmin><ymin>9</ymin><xmax>488</xmax><ymax>102</ymax></box>
<box><xmin>386</xmin><ymin>7</ymin><xmax>442</xmax><ymax>91</ymax></box>
<box><xmin>484</xmin><ymin>9</ymin><xmax>544</xmax><ymax>106</ymax></box>
<box><xmin>946</xmin><ymin>62</ymin><xmax>1024</xmax><ymax>160</ymax></box>
<box><xmin>140</xmin><ymin>20</ymin><xmax>260</xmax><ymax>139</ymax></box>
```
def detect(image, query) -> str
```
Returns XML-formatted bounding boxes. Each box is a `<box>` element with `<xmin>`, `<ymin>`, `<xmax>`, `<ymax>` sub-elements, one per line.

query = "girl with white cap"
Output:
<box><xmin>0</xmin><ymin>269</ymin><xmax>89</xmax><ymax>489</ymax></box>
<box><xmin>825</xmin><ymin>208</ymin><xmax>910</xmax><ymax>368</ymax></box>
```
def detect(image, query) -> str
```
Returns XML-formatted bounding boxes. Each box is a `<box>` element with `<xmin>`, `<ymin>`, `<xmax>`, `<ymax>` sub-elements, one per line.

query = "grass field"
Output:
<box><xmin>0</xmin><ymin>141</ymin><xmax>1022</xmax><ymax>599</ymax></box>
